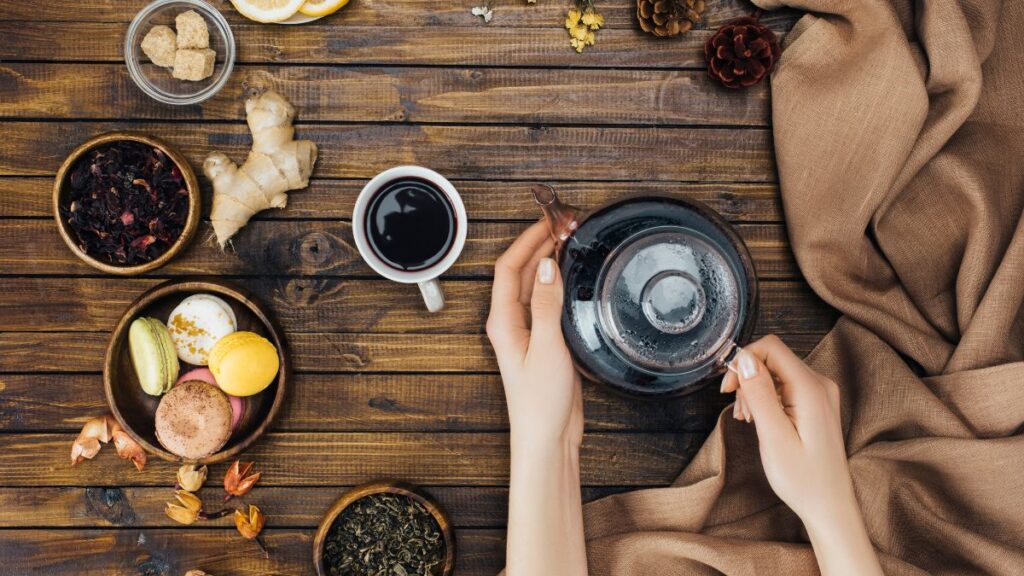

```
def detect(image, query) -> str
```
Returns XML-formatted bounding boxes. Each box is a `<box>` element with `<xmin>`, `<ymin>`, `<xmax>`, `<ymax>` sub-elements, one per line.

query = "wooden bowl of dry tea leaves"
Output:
<box><xmin>314</xmin><ymin>480</ymin><xmax>456</xmax><ymax>576</ymax></box>
<box><xmin>53</xmin><ymin>132</ymin><xmax>200</xmax><ymax>275</ymax></box>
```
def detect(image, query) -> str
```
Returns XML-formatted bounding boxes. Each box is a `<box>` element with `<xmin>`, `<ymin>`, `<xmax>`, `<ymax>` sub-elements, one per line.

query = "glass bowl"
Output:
<box><xmin>125</xmin><ymin>0</ymin><xmax>235</xmax><ymax>105</ymax></box>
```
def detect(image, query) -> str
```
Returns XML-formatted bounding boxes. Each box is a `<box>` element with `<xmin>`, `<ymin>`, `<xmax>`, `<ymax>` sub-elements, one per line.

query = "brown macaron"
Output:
<box><xmin>155</xmin><ymin>380</ymin><xmax>233</xmax><ymax>460</ymax></box>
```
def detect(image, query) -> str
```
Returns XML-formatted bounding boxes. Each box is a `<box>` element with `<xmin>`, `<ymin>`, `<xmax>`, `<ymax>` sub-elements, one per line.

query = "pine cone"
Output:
<box><xmin>705</xmin><ymin>16</ymin><xmax>781</xmax><ymax>89</ymax></box>
<box><xmin>637</xmin><ymin>0</ymin><xmax>705</xmax><ymax>38</ymax></box>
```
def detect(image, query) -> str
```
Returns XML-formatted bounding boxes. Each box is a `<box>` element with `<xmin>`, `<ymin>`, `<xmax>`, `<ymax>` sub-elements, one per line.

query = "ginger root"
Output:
<box><xmin>204</xmin><ymin>90</ymin><xmax>317</xmax><ymax>247</ymax></box>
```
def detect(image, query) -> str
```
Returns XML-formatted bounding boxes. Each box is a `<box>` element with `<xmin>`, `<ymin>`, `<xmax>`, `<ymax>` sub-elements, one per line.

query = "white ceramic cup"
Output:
<box><xmin>352</xmin><ymin>166</ymin><xmax>467</xmax><ymax>313</ymax></box>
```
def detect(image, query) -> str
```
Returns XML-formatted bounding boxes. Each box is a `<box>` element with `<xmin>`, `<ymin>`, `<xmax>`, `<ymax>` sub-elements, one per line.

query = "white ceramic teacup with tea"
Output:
<box><xmin>353</xmin><ymin>166</ymin><xmax>468</xmax><ymax>313</ymax></box>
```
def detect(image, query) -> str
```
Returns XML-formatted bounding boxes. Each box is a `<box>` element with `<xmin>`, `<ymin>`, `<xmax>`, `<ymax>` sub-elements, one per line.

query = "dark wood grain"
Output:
<box><xmin>2</xmin><ymin>177</ymin><xmax>783</xmax><ymax>221</ymax></box>
<box><xmin>0</xmin><ymin>64</ymin><xmax>769</xmax><ymax>126</ymax></box>
<box><xmin>0</xmin><ymin>121</ymin><xmax>776</xmax><ymax>181</ymax></box>
<box><xmin>0</xmin><ymin>220</ymin><xmax>800</xmax><ymax>279</ymax></box>
<box><xmin>0</xmin><ymin>528</ymin><xmax>506</xmax><ymax>576</ymax></box>
<box><xmin>0</xmin><ymin>486</ymin><xmax>626</xmax><ymax>528</ymax></box>
<box><xmin>0</xmin><ymin>277</ymin><xmax>834</xmax><ymax>334</ymax></box>
<box><xmin>0</xmin><ymin>24</ymin><xmax>793</xmax><ymax>68</ymax></box>
<box><xmin>0</xmin><ymin>373</ymin><xmax>741</xmax><ymax>433</ymax></box>
<box><xmin>0</xmin><ymin>0</ymin><xmax>798</xmax><ymax>28</ymax></box>
<box><xmin>0</xmin><ymin>331</ymin><xmax>824</xmax><ymax>373</ymax></box>
<box><xmin>0</xmin><ymin>432</ymin><xmax>704</xmax><ymax>486</ymax></box>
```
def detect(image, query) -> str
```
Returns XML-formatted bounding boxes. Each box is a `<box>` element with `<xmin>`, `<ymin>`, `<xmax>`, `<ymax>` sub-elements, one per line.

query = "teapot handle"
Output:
<box><xmin>532</xmin><ymin>184</ymin><xmax>579</xmax><ymax>244</ymax></box>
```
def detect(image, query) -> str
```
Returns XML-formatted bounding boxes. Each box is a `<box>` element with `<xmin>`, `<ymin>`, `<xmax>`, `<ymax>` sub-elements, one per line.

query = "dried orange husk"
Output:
<box><xmin>223</xmin><ymin>460</ymin><xmax>261</xmax><ymax>501</ymax></box>
<box><xmin>234</xmin><ymin>504</ymin><xmax>266</xmax><ymax>539</ymax></box>
<box><xmin>111</xmin><ymin>429</ymin><xmax>147</xmax><ymax>471</ymax></box>
<box><xmin>70</xmin><ymin>414</ymin><xmax>118</xmax><ymax>465</ymax></box>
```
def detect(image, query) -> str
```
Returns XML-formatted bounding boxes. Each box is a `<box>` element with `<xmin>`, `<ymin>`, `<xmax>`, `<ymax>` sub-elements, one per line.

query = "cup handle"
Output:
<box><xmin>418</xmin><ymin>278</ymin><xmax>445</xmax><ymax>313</ymax></box>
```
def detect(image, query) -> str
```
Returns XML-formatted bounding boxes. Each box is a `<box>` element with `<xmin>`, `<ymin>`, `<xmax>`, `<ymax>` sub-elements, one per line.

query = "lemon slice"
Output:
<box><xmin>298</xmin><ymin>0</ymin><xmax>350</xmax><ymax>17</ymax></box>
<box><xmin>230</xmin><ymin>0</ymin><xmax>307</xmax><ymax>23</ymax></box>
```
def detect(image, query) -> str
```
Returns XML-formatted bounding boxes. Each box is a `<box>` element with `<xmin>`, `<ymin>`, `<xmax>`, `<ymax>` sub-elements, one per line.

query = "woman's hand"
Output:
<box><xmin>487</xmin><ymin>220</ymin><xmax>583</xmax><ymax>450</ymax></box>
<box><xmin>722</xmin><ymin>335</ymin><xmax>882</xmax><ymax>576</ymax></box>
<box><xmin>488</xmin><ymin>221</ymin><xmax>587</xmax><ymax>576</ymax></box>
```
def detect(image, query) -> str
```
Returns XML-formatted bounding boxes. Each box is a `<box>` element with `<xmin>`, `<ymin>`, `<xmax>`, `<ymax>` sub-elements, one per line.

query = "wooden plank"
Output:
<box><xmin>0</xmin><ymin>432</ymin><xmax>702</xmax><ymax>486</ymax></box>
<box><xmin>0</xmin><ymin>277</ymin><xmax>835</xmax><ymax>334</ymax></box>
<box><xmin>0</xmin><ymin>23</ymin><xmax>781</xmax><ymax>68</ymax></box>
<box><xmin>0</xmin><ymin>121</ymin><xmax>775</xmax><ymax>182</ymax></box>
<box><xmin>0</xmin><ymin>528</ymin><xmax>505</xmax><ymax>576</ymax></box>
<box><xmin>0</xmin><ymin>373</ymin><xmax>736</xmax><ymax>433</ymax></box>
<box><xmin>0</xmin><ymin>485</ymin><xmax>627</xmax><ymax>528</ymax></box>
<box><xmin>0</xmin><ymin>63</ymin><xmax>769</xmax><ymax>126</ymax></box>
<box><xmin>0</xmin><ymin>220</ymin><xmax>799</xmax><ymax>279</ymax></box>
<box><xmin>0</xmin><ymin>0</ymin><xmax>799</xmax><ymax>28</ymax></box>
<box><xmin>1</xmin><ymin>177</ymin><xmax>783</xmax><ymax>222</ymax></box>
<box><xmin>0</xmin><ymin>331</ymin><xmax>823</xmax><ymax>373</ymax></box>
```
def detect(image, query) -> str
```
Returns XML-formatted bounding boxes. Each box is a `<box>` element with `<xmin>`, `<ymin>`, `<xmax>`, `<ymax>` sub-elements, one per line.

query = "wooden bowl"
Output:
<box><xmin>53</xmin><ymin>132</ymin><xmax>201</xmax><ymax>275</ymax></box>
<box><xmin>104</xmin><ymin>279</ymin><xmax>287</xmax><ymax>464</ymax></box>
<box><xmin>314</xmin><ymin>481</ymin><xmax>456</xmax><ymax>576</ymax></box>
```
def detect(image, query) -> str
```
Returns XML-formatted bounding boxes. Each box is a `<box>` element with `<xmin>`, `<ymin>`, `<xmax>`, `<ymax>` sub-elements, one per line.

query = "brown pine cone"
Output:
<box><xmin>705</xmin><ymin>16</ymin><xmax>781</xmax><ymax>89</ymax></box>
<box><xmin>637</xmin><ymin>0</ymin><xmax>705</xmax><ymax>38</ymax></box>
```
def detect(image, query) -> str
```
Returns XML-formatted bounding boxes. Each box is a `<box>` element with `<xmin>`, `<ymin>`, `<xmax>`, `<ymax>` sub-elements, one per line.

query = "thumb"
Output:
<box><xmin>732</xmin><ymin>348</ymin><xmax>793</xmax><ymax>443</ymax></box>
<box><xmin>529</xmin><ymin>257</ymin><xmax>565</xmax><ymax>346</ymax></box>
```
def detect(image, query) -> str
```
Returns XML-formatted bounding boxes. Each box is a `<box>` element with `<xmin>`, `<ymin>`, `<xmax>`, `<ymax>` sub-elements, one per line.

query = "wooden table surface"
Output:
<box><xmin>0</xmin><ymin>1</ymin><xmax>826</xmax><ymax>574</ymax></box>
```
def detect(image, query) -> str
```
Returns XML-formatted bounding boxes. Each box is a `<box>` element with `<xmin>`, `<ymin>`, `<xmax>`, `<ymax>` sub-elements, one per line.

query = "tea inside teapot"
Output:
<box><xmin>534</xmin><ymin>187</ymin><xmax>758</xmax><ymax>396</ymax></box>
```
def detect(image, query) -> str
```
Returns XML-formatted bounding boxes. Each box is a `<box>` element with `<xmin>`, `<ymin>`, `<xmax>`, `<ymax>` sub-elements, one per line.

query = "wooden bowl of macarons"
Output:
<box><xmin>104</xmin><ymin>278</ymin><xmax>287</xmax><ymax>464</ymax></box>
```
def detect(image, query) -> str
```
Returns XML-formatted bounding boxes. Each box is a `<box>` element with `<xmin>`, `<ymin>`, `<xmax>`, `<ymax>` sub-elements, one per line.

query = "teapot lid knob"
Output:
<box><xmin>640</xmin><ymin>270</ymin><xmax>706</xmax><ymax>334</ymax></box>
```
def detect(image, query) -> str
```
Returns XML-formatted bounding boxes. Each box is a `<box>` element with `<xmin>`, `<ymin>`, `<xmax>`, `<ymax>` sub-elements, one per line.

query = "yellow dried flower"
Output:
<box><xmin>582</xmin><ymin>8</ymin><xmax>604</xmax><ymax>29</ymax></box>
<box><xmin>570</xmin><ymin>38</ymin><xmax>585</xmax><ymax>53</ymax></box>
<box><xmin>571</xmin><ymin>23</ymin><xmax>590</xmax><ymax>41</ymax></box>
<box><xmin>565</xmin><ymin>8</ymin><xmax>582</xmax><ymax>29</ymax></box>
<box><xmin>234</xmin><ymin>505</ymin><xmax>266</xmax><ymax>540</ymax></box>
<box><xmin>585</xmin><ymin>30</ymin><xmax>596</xmax><ymax>46</ymax></box>
<box><xmin>177</xmin><ymin>464</ymin><xmax>208</xmax><ymax>493</ymax></box>
<box><xmin>165</xmin><ymin>490</ymin><xmax>202</xmax><ymax>525</ymax></box>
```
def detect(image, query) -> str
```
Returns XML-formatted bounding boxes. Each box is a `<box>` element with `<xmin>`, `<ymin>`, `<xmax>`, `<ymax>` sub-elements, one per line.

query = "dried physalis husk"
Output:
<box><xmin>70</xmin><ymin>414</ymin><xmax>116</xmax><ymax>466</ymax></box>
<box><xmin>165</xmin><ymin>490</ymin><xmax>203</xmax><ymax>525</ymax></box>
<box><xmin>177</xmin><ymin>464</ymin><xmax>208</xmax><ymax>493</ymax></box>
<box><xmin>110</xmin><ymin>424</ymin><xmax>147</xmax><ymax>471</ymax></box>
<box><xmin>234</xmin><ymin>504</ymin><xmax>266</xmax><ymax>539</ymax></box>
<box><xmin>223</xmin><ymin>460</ymin><xmax>261</xmax><ymax>501</ymax></box>
<box><xmin>184</xmin><ymin>571</ymin><xmax>212</xmax><ymax>576</ymax></box>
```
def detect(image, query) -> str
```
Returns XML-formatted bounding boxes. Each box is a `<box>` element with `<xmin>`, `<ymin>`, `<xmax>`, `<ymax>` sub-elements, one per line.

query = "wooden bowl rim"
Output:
<box><xmin>103</xmin><ymin>278</ymin><xmax>288</xmax><ymax>465</ymax></box>
<box><xmin>52</xmin><ymin>131</ymin><xmax>201</xmax><ymax>276</ymax></box>
<box><xmin>313</xmin><ymin>480</ymin><xmax>457</xmax><ymax>576</ymax></box>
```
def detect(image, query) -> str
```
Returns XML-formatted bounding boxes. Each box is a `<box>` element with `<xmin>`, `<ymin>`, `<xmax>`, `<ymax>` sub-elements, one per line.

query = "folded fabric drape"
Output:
<box><xmin>583</xmin><ymin>0</ymin><xmax>1024</xmax><ymax>573</ymax></box>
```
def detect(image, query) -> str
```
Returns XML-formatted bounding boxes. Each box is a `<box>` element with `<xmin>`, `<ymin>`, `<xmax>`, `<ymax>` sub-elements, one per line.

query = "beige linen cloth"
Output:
<box><xmin>583</xmin><ymin>0</ymin><xmax>1024</xmax><ymax>573</ymax></box>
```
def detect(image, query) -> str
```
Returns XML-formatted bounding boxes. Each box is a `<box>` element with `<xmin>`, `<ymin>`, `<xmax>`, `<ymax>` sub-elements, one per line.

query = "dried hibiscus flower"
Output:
<box><xmin>60</xmin><ymin>140</ymin><xmax>189</xmax><ymax>266</ymax></box>
<box><xmin>223</xmin><ymin>460</ymin><xmax>261</xmax><ymax>501</ymax></box>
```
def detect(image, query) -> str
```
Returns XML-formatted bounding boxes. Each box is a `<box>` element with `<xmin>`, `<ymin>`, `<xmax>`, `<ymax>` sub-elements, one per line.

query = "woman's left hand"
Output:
<box><xmin>486</xmin><ymin>220</ymin><xmax>583</xmax><ymax>451</ymax></box>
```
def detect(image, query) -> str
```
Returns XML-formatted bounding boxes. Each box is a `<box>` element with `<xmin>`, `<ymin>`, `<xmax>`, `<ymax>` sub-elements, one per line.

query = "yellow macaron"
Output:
<box><xmin>208</xmin><ymin>331</ymin><xmax>280</xmax><ymax>397</ymax></box>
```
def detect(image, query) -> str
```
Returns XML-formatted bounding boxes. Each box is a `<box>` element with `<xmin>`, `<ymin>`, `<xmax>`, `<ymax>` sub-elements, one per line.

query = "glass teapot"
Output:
<box><xmin>533</xmin><ymin>185</ymin><xmax>758</xmax><ymax>396</ymax></box>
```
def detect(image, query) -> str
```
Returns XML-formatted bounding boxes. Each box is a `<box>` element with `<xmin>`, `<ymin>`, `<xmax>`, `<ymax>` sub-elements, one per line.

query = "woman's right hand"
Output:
<box><xmin>721</xmin><ymin>335</ymin><xmax>882</xmax><ymax>576</ymax></box>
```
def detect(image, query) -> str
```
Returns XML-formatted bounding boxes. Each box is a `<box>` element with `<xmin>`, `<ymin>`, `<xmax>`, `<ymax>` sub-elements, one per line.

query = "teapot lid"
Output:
<box><xmin>557</xmin><ymin>196</ymin><xmax>757</xmax><ymax>396</ymax></box>
<box><xmin>596</xmin><ymin>226</ymin><xmax>740</xmax><ymax>374</ymax></box>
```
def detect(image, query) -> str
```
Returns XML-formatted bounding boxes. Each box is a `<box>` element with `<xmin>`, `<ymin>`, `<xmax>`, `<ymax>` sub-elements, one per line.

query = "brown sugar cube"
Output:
<box><xmin>175</xmin><ymin>9</ymin><xmax>209</xmax><ymax>49</ymax></box>
<box><xmin>172</xmin><ymin>48</ymin><xmax>216</xmax><ymax>81</ymax></box>
<box><xmin>140</xmin><ymin>25</ymin><xmax>177</xmax><ymax>68</ymax></box>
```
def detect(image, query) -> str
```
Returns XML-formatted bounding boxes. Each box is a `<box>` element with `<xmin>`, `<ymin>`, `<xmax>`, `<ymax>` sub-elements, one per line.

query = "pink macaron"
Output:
<box><xmin>176</xmin><ymin>368</ymin><xmax>245</xmax><ymax>431</ymax></box>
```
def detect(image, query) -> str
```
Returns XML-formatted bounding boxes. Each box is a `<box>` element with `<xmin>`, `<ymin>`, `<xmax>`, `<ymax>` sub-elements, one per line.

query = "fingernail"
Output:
<box><xmin>719</xmin><ymin>376</ymin><xmax>727</xmax><ymax>394</ymax></box>
<box><xmin>731</xmin><ymin>349</ymin><xmax>758</xmax><ymax>379</ymax></box>
<box><xmin>733</xmin><ymin>401</ymin><xmax>742</xmax><ymax>420</ymax></box>
<box><xmin>538</xmin><ymin>258</ymin><xmax>556</xmax><ymax>285</ymax></box>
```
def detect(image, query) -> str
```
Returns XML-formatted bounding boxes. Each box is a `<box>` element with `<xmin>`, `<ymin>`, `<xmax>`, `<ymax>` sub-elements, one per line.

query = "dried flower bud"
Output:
<box><xmin>184</xmin><ymin>571</ymin><xmax>212</xmax><ymax>576</ymax></box>
<box><xmin>223</xmin><ymin>460</ymin><xmax>261</xmax><ymax>501</ymax></box>
<box><xmin>177</xmin><ymin>464</ymin><xmax>208</xmax><ymax>493</ymax></box>
<box><xmin>165</xmin><ymin>490</ymin><xmax>203</xmax><ymax>525</ymax></box>
<box><xmin>234</xmin><ymin>505</ymin><xmax>266</xmax><ymax>540</ymax></box>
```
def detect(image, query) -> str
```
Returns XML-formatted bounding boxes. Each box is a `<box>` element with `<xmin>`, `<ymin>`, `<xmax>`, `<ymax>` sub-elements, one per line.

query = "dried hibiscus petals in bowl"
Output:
<box><xmin>53</xmin><ymin>133</ymin><xmax>200</xmax><ymax>275</ymax></box>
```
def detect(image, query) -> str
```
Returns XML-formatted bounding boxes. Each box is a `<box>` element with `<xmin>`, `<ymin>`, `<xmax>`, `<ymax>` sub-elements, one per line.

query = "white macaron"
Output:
<box><xmin>167</xmin><ymin>294</ymin><xmax>238</xmax><ymax>366</ymax></box>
